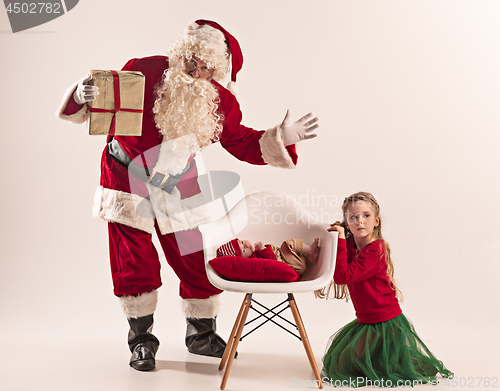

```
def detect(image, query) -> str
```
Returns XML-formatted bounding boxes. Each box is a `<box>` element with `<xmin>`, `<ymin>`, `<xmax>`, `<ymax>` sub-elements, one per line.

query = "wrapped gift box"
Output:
<box><xmin>87</xmin><ymin>70</ymin><xmax>145</xmax><ymax>136</ymax></box>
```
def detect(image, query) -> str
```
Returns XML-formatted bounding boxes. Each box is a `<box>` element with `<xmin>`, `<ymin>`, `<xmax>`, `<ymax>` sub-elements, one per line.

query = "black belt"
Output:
<box><xmin>107</xmin><ymin>138</ymin><xmax>193</xmax><ymax>194</ymax></box>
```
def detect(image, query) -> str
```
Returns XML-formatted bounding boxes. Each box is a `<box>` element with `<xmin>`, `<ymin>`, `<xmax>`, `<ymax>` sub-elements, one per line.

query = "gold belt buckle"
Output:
<box><xmin>147</xmin><ymin>170</ymin><xmax>170</xmax><ymax>187</ymax></box>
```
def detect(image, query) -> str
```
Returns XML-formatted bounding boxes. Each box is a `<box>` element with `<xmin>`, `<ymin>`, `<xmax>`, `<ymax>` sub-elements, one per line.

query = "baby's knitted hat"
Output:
<box><xmin>216</xmin><ymin>238</ymin><xmax>242</xmax><ymax>257</ymax></box>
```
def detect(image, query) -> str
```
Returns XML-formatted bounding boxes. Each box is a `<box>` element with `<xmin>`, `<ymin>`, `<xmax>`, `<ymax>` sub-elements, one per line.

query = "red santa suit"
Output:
<box><xmin>57</xmin><ymin>55</ymin><xmax>298</xmax><ymax>318</ymax></box>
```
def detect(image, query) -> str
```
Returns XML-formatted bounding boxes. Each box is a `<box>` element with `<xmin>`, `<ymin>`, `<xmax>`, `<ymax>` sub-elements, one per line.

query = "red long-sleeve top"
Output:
<box><xmin>334</xmin><ymin>238</ymin><xmax>402</xmax><ymax>324</ymax></box>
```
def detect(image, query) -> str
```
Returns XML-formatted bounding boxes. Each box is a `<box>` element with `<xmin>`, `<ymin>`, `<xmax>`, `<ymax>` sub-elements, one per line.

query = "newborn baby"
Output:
<box><xmin>216</xmin><ymin>237</ymin><xmax>320</xmax><ymax>275</ymax></box>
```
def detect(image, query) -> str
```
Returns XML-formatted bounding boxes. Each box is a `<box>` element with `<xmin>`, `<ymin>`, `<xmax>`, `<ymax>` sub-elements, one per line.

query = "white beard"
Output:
<box><xmin>153</xmin><ymin>68</ymin><xmax>222</xmax><ymax>157</ymax></box>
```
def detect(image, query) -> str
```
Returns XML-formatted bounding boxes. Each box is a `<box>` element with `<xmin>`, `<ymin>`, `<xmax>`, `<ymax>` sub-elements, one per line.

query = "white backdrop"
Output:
<box><xmin>1</xmin><ymin>1</ymin><xmax>499</xmax><ymax>389</ymax></box>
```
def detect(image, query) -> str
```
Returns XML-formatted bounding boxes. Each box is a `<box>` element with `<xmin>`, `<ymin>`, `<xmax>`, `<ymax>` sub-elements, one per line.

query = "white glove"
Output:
<box><xmin>73</xmin><ymin>74</ymin><xmax>99</xmax><ymax>105</ymax></box>
<box><xmin>280</xmin><ymin>110</ymin><xmax>319</xmax><ymax>146</ymax></box>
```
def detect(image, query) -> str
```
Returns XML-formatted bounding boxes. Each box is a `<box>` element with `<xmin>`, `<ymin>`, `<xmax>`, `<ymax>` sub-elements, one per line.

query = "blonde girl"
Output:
<box><xmin>316</xmin><ymin>192</ymin><xmax>452</xmax><ymax>387</ymax></box>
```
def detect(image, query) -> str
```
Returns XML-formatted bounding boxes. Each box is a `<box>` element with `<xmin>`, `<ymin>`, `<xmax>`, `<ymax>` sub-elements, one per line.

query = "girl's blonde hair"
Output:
<box><xmin>314</xmin><ymin>191</ymin><xmax>403</xmax><ymax>302</ymax></box>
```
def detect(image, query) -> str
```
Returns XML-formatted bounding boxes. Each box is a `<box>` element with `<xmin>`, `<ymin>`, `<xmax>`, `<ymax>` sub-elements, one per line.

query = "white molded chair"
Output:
<box><xmin>199</xmin><ymin>192</ymin><xmax>338</xmax><ymax>389</ymax></box>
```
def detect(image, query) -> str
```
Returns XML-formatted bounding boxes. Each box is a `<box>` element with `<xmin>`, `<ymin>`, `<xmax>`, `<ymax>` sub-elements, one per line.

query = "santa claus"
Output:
<box><xmin>57</xmin><ymin>19</ymin><xmax>318</xmax><ymax>371</ymax></box>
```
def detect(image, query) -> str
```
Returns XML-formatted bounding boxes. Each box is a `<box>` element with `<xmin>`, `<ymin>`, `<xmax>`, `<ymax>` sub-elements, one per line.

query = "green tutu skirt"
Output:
<box><xmin>321</xmin><ymin>314</ymin><xmax>453</xmax><ymax>388</ymax></box>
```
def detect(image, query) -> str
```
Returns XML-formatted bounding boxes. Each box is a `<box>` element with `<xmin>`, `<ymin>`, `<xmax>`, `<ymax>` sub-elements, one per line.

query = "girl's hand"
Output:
<box><xmin>327</xmin><ymin>221</ymin><xmax>346</xmax><ymax>239</ymax></box>
<box><xmin>255</xmin><ymin>241</ymin><xmax>265</xmax><ymax>251</ymax></box>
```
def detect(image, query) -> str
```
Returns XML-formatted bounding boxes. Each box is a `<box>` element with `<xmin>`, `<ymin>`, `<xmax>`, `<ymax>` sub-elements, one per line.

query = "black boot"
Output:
<box><xmin>185</xmin><ymin>317</ymin><xmax>228</xmax><ymax>358</ymax></box>
<box><xmin>127</xmin><ymin>315</ymin><xmax>160</xmax><ymax>371</ymax></box>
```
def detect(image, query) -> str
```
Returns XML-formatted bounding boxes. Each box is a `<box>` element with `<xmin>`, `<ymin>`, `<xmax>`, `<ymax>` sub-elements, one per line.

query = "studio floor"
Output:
<box><xmin>1</xmin><ymin>259</ymin><xmax>493</xmax><ymax>391</ymax></box>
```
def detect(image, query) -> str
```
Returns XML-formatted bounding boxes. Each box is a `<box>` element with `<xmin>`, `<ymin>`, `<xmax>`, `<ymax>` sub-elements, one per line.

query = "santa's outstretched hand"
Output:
<box><xmin>280</xmin><ymin>110</ymin><xmax>319</xmax><ymax>146</ymax></box>
<box><xmin>73</xmin><ymin>74</ymin><xmax>99</xmax><ymax>105</ymax></box>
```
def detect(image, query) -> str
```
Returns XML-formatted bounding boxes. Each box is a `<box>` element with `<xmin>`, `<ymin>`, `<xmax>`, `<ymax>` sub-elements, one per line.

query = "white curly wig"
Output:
<box><xmin>168</xmin><ymin>22</ymin><xmax>231</xmax><ymax>82</ymax></box>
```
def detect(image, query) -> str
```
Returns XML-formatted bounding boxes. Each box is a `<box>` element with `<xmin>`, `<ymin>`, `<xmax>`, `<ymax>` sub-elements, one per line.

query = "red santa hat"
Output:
<box><xmin>217</xmin><ymin>238</ymin><xmax>242</xmax><ymax>257</ymax></box>
<box><xmin>194</xmin><ymin>20</ymin><xmax>243</xmax><ymax>94</ymax></box>
<box><xmin>169</xmin><ymin>19</ymin><xmax>243</xmax><ymax>94</ymax></box>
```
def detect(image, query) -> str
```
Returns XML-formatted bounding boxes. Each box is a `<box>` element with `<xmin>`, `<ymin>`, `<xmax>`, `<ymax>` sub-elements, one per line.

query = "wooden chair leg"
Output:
<box><xmin>219</xmin><ymin>294</ymin><xmax>249</xmax><ymax>371</ymax></box>
<box><xmin>288</xmin><ymin>294</ymin><xmax>323</xmax><ymax>389</ymax></box>
<box><xmin>220</xmin><ymin>293</ymin><xmax>252</xmax><ymax>390</ymax></box>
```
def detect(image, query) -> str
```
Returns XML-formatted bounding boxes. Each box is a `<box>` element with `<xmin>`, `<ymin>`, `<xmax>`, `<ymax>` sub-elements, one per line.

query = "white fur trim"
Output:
<box><xmin>187</xmin><ymin>21</ymin><xmax>226</xmax><ymax>44</ymax></box>
<box><xmin>92</xmin><ymin>136</ymin><xmax>215</xmax><ymax>234</ymax></box>
<box><xmin>150</xmin><ymin>187</ymin><xmax>213</xmax><ymax>235</ymax></box>
<box><xmin>259</xmin><ymin>125</ymin><xmax>296</xmax><ymax>169</ymax></box>
<box><xmin>182</xmin><ymin>294</ymin><xmax>221</xmax><ymax>319</ymax></box>
<box><xmin>152</xmin><ymin>137</ymin><xmax>193</xmax><ymax>176</ymax></box>
<box><xmin>120</xmin><ymin>290</ymin><xmax>158</xmax><ymax>319</ymax></box>
<box><xmin>56</xmin><ymin>80</ymin><xmax>88</xmax><ymax>124</ymax></box>
<box><xmin>93</xmin><ymin>186</ymin><xmax>155</xmax><ymax>234</ymax></box>
<box><xmin>92</xmin><ymin>185</ymin><xmax>212</xmax><ymax>235</ymax></box>
<box><xmin>227</xmin><ymin>81</ymin><xmax>238</xmax><ymax>95</ymax></box>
